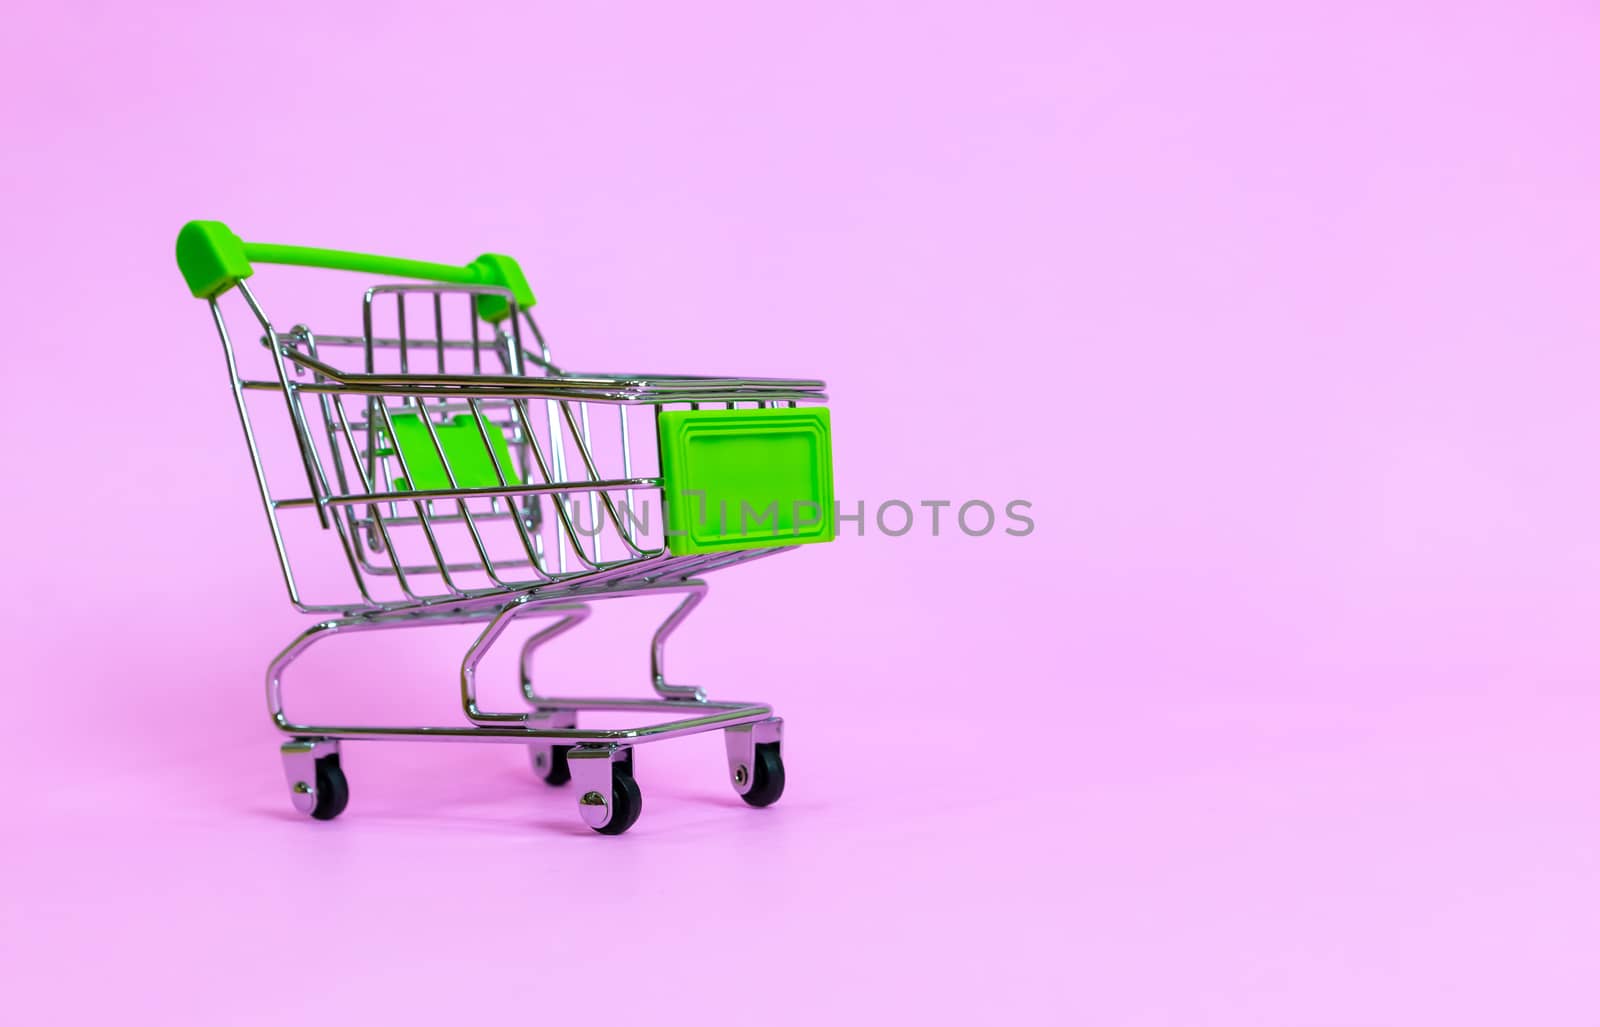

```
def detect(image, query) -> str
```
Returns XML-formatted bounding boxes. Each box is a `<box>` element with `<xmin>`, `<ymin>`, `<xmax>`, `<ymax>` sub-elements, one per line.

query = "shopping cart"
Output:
<box><xmin>176</xmin><ymin>220</ymin><xmax>834</xmax><ymax>835</ymax></box>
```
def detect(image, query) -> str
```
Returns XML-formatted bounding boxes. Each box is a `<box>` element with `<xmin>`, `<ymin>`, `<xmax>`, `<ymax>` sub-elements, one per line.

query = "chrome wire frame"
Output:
<box><xmin>207</xmin><ymin>277</ymin><xmax>824</xmax><ymax>786</ymax></box>
<box><xmin>268</xmin><ymin>580</ymin><xmax>781</xmax><ymax>752</ymax></box>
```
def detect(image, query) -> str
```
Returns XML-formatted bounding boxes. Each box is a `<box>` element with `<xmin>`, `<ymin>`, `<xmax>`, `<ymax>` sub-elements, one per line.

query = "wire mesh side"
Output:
<box><xmin>212</xmin><ymin>279</ymin><xmax>820</xmax><ymax>614</ymax></box>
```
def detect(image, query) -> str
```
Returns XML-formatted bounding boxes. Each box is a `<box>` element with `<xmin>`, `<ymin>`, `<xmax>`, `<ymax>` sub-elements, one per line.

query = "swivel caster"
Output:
<box><xmin>569</xmin><ymin>746</ymin><xmax>643</xmax><ymax>836</ymax></box>
<box><xmin>738</xmin><ymin>743</ymin><xmax>785</xmax><ymax>808</ymax></box>
<box><xmin>725</xmin><ymin>718</ymin><xmax>785</xmax><ymax>809</ymax></box>
<box><xmin>281</xmin><ymin>739</ymin><xmax>349</xmax><ymax>821</ymax></box>
<box><xmin>529</xmin><ymin>710</ymin><xmax>577</xmax><ymax>786</ymax></box>
<box><xmin>532</xmin><ymin>745</ymin><xmax>573</xmax><ymax>786</ymax></box>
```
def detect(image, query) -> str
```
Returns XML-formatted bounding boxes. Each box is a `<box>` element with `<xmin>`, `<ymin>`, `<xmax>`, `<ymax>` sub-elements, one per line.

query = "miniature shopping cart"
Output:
<box><xmin>176</xmin><ymin>220</ymin><xmax>833</xmax><ymax>835</ymax></box>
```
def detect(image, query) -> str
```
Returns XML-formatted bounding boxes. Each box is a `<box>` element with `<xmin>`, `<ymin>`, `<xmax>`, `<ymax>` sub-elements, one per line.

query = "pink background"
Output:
<box><xmin>6</xmin><ymin>1</ymin><xmax>1600</xmax><ymax>1023</ymax></box>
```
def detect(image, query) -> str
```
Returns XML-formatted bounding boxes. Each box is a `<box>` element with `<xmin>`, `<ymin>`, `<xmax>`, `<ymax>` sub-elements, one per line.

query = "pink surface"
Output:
<box><xmin>6</xmin><ymin>2</ymin><xmax>1600</xmax><ymax>1023</ymax></box>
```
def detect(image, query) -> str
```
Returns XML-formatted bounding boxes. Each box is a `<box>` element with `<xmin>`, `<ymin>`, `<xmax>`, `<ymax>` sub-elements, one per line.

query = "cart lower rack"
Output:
<box><xmin>177</xmin><ymin>220</ymin><xmax>835</xmax><ymax>835</ymax></box>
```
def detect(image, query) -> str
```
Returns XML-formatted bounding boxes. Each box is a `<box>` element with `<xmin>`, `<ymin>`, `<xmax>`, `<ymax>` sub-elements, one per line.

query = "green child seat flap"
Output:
<box><xmin>379</xmin><ymin>412</ymin><xmax>521</xmax><ymax>491</ymax></box>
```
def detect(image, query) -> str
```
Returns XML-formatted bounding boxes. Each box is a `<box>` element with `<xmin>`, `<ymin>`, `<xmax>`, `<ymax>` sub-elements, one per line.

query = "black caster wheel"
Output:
<box><xmin>593</xmin><ymin>762</ymin><xmax>643</xmax><ymax>836</ymax></box>
<box><xmin>536</xmin><ymin>745</ymin><xmax>573</xmax><ymax>786</ymax></box>
<box><xmin>311</xmin><ymin>754</ymin><xmax>349</xmax><ymax>821</ymax></box>
<box><xmin>739</xmin><ymin>743</ymin><xmax>785</xmax><ymax>808</ymax></box>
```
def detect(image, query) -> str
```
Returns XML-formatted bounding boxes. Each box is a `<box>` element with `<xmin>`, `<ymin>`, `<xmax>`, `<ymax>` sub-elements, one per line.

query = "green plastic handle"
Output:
<box><xmin>175</xmin><ymin>220</ymin><xmax>535</xmax><ymax>321</ymax></box>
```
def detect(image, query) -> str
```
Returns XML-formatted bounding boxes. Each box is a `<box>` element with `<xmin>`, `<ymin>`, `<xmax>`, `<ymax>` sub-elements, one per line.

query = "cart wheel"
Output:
<box><xmin>535</xmin><ymin>744</ymin><xmax>573</xmax><ymax>786</ymax></box>
<box><xmin>739</xmin><ymin>743</ymin><xmax>785</xmax><ymax>808</ymax></box>
<box><xmin>311</xmin><ymin>755</ymin><xmax>349</xmax><ymax>821</ymax></box>
<box><xmin>593</xmin><ymin>763</ymin><xmax>643</xmax><ymax>836</ymax></box>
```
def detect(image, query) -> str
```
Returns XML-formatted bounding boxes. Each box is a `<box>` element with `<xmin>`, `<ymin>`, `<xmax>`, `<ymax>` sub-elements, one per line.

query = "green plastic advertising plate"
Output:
<box><xmin>658</xmin><ymin>407</ymin><xmax>834</xmax><ymax>555</ymax></box>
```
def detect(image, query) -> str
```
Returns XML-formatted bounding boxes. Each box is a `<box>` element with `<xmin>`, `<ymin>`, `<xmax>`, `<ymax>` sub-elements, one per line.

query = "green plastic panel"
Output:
<box><xmin>658</xmin><ymin>407</ymin><xmax>834</xmax><ymax>555</ymax></box>
<box><xmin>380</xmin><ymin>413</ymin><xmax>521</xmax><ymax>492</ymax></box>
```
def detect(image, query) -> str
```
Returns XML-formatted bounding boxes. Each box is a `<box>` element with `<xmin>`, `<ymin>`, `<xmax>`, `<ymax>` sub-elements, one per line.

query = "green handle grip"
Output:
<box><xmin>175</xmin><ymin>220</ymin><xmax>535</xmax><ymax>321</ymax></box>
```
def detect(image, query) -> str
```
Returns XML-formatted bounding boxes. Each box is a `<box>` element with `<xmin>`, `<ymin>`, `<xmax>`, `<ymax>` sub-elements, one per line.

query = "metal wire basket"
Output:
<box><xmin>177</xmin><ymin>220</ymin><xmax>835</xmax><ymax>834</ymax></box>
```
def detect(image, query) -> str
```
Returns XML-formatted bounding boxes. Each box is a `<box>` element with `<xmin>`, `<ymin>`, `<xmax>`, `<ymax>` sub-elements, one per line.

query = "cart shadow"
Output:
<box><xmin>249</xmin><ymin>802</ymin><xmax>599</xmax><ymax>837</ymax></box>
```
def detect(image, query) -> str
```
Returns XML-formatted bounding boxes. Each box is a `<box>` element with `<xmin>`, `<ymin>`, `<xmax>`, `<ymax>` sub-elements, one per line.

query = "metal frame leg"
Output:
<box><xmin>265</xmin><ymin>595</ymin><xmax>770</xmax><ymax>744</ymax></box>
<box><xmin>650</xmin><ymin>583</ymin><xmax>707</xmax><ymax>701</ymax></box>
<box><xmin>463</xmin><ymin>600</ymin><xmax>590</xmax><ymax>724</ymax></box>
